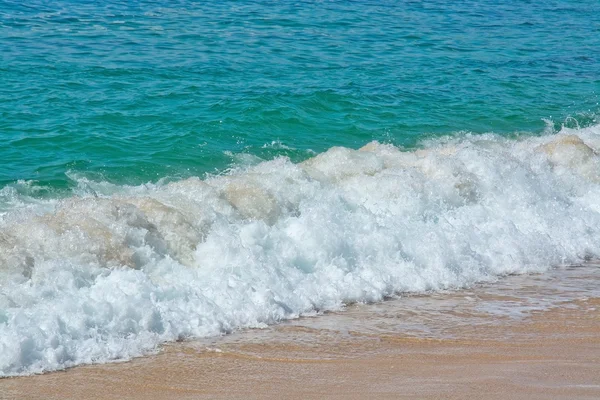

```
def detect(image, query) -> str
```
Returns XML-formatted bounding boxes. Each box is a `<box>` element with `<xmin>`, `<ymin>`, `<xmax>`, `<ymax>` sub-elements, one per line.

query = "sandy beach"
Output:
<box><xmin>2</xmin><ymin>264</ymin><xmax>599</xmax><ymax>400</ymax></box>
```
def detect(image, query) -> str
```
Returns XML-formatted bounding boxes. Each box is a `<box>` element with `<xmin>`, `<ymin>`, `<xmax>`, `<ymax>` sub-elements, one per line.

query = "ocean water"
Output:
<box><xmin>0</xmin><ymin>0</ymin><xmax>599</xmax><ymax>376</ymax></box>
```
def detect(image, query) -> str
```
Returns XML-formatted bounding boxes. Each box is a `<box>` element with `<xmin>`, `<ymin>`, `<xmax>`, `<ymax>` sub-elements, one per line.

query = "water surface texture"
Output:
<box><xmin>1</xmin><ymin>0</ymin><xmax>600</xmax><ymax>376</ymax></box>
<box><xmin>1</xmin><ymin>0</ymin><xmax>599</xmax><ymax>189</ymax></box>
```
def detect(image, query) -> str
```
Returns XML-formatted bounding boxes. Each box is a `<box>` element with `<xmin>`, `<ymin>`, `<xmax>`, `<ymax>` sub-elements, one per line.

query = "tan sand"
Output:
<box><xmin>2</xmin><ymin>266</ymin><xmax>599</xmax><ymax>400</ymax></box>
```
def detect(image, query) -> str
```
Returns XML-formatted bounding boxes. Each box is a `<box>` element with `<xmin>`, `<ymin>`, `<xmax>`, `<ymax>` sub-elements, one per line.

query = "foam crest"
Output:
<box><xmin>1</xmin><ymin>125</ymin><xmax>600</xmax><ymax>376</ymax></box>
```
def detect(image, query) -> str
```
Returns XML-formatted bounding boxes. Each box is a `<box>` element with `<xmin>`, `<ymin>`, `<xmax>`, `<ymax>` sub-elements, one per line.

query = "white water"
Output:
<box><xmin>1</xmin><ymin>125</ymin><xmax>600</xmax><ymax>376</ymax></box>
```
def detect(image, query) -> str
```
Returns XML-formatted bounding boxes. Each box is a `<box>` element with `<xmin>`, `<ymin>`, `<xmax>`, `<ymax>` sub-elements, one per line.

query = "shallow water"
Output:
<box><xmin>4</xmin><ymin>263</ymin><xmax>599</xmax><ymax>400</ymax></box>
<box><xmin>191</xmin><ymin>262</ymin><xmax>600</xmax><ymax>360</ymax></box>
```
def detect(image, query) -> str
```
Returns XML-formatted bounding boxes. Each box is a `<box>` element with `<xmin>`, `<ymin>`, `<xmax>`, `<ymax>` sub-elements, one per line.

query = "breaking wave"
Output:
<box><xmin>1</xmin><ymin>124</ymin><xmax>600</xmax><ymax>376</ymax></box>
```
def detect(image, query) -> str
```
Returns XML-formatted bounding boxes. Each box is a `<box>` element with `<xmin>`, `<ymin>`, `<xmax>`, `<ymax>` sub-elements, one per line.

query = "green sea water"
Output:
<box><xmin>1</xmin><ymin>0</ymin><xmax>599</xmax><ymax>191</ymax></box>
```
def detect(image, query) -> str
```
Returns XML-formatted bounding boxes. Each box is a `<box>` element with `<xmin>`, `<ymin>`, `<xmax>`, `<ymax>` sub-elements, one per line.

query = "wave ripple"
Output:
<box><xmin>1</xmin><ymin>125</ymin><xmax>600</xmax><ymax>376</ymax></box>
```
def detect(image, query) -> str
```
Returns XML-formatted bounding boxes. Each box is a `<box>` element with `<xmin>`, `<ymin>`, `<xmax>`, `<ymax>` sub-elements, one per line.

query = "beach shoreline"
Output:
<box><xmin>3</xmin><ymin>265</ymin><xmax>599</xmax><ymax>400</ymax></box>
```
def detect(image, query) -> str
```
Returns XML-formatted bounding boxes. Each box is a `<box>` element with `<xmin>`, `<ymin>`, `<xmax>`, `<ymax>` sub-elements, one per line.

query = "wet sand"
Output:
<box><xmin>2</xmin><ymin>265</ymin><xmax>599</xmax><ymax>400</ymax></box>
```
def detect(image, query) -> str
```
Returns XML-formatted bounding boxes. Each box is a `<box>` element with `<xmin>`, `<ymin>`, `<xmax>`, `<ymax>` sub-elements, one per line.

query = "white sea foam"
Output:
<box><xmin>1</xmin><ymin>125</ymin><xmax>600</xmax><ymax>376</ymax></box>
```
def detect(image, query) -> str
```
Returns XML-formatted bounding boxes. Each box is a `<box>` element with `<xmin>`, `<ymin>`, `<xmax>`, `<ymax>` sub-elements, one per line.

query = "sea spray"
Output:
<box><xmin>1</xmin><ymin>125</ymin><xmax>600</xmax><ymax>376</ymax></box>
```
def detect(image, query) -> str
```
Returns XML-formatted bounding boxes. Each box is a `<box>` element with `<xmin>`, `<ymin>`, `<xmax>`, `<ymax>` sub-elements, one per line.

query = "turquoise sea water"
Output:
<box><xmin>2</xmin><ymin>0</ymin><xmax>599</xmax><ymax>190</ymax></box>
